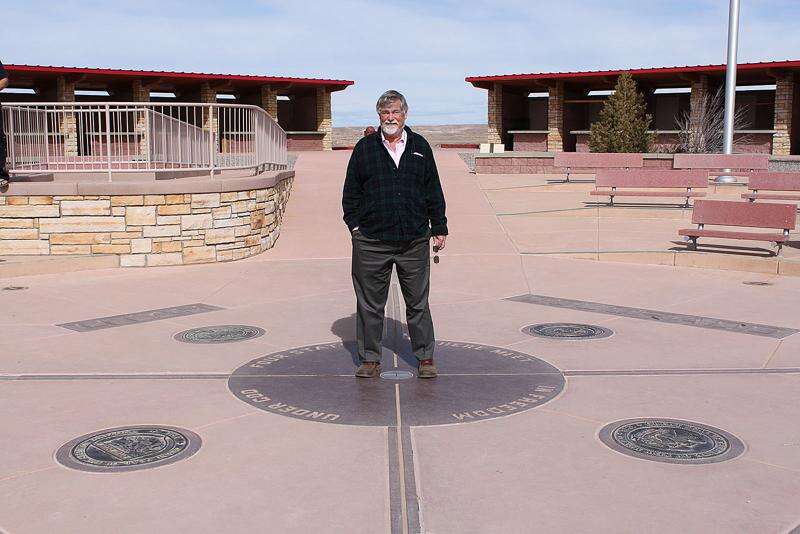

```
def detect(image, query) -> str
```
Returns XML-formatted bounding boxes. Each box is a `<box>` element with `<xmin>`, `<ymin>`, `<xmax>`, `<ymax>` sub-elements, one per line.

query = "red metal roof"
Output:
<box><xmin>4</xmin><ymin>64</ymin><xmax>354</xmax><ymax>91</ymax></box>
<box><xmin>466</xmin><ymin>60</ymin><xmax>800</xmax><ymax>89</ymax></box>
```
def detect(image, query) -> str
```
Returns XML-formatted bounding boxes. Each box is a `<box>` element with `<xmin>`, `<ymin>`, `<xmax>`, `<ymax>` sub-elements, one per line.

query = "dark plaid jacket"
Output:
<box><xmin>342</xmin><ymin>126</ymin><xmax>448</xmax><ymax>241</ymax></box>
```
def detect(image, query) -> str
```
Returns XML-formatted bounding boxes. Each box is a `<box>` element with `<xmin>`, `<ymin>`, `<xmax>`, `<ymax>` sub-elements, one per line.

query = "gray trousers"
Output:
<box><xmin>351</xmin><ymin>230</ymin><xmax>434</xmax><ymax>363</ymax></box>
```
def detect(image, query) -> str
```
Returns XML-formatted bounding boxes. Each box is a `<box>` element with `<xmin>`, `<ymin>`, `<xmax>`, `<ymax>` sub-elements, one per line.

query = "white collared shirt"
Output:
<box><xmin>381</xmin><ymin>128</ymin><xmax>407</xmax><ymax>168</ymax></box>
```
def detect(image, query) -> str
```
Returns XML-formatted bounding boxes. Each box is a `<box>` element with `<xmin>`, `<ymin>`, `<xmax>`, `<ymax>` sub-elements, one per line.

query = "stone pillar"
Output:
<box><xmin>315</xmin><ymin>87</ymin><xmax>332</xmax><ymax>151</ymax></box>
<box><xmin>260</xmin><ymin>85</ymin><xmax>278</xmax><ymax>121</ymax></box>
<box><xmin>131</xmin><ymin>80</ymin><xmax>151</xmax><ymax>160</ymax></box>
<box><xmin>199</xmin><ymin>82</ymin><xmax>217</xmax><ymax>130</ymax></box>
<box><xmin>547</xmin><ymin>82</ymin><xmax>564</xmax><ymax>152</ymax></box>
<box><xmin>56</xmin><ymin>76</ymin><xmax>78</xmax><ymax>157</ymax></box>
<box><xmin>487</xmin><ymin>83</ymin><xmax>503</xmax><ymax>144</ymax></box>
<box><xmin>772</xmin><ymin>73</ymin><xmax>794</xmax><ymax>156</ymax></box>
<box><xmin>195</xmin><ymin>83</ymin><xmax>218</xmax><ymax>165</ymax></box>
<box><xmin>131</xmin><ymin>79</ymin><xmax>150</xmax><ymax>102</ymax></box>
<box><xmin>689</xmin><ymin>75</ymin><xmax>709</xmax><ymax>130</ymax></box>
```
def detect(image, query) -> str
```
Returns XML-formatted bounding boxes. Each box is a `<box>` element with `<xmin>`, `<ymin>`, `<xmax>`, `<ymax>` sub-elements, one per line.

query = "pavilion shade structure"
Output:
<box><xmin>0</xmin><ymin>64</ymin><xmax>354</xmax><ymax>151</ymax></box>
<box><xmin>467</xmin><ymin>60</ymin><xmax>800</xmax><ymax>155</ymax></box>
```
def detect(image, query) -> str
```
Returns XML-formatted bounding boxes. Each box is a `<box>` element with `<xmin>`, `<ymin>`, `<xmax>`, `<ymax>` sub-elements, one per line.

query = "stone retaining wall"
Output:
<box><xmin>474</xmin><ymin>153</ymin><xmax>800</xmax><ymax>174</ymax></box>
<box><xmin>0</xmin><ymin>172</ymin><xmax>293</xmax><ymax>267</ymax></box>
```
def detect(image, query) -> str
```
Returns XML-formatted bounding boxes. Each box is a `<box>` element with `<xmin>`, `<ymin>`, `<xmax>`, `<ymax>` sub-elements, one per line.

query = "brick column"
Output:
<box><xmin>199</xmin><ymin>82</ymin><xmax>218</xmax><ymax>131</ymax></box>
<box><xmin>772</xmin><ymin>73</ymin><xmax>794</xmax><ymax>156</ymax></box>
<box><xmin>689</xmin><ymin>75</ymin><xmax>709</xmax><ymax>130</ymax></box>
<box><xmin>260</xmin><ymin>85</ymin><xmax>279</xmax><ymax>121</ymax></box>
<box><xmin>194</xmin><ymin>83</ymin><xmax>219</xmax><ymax>166</ymax></box>
<box><xmin>547</xmin><ymin>82</ymin><xmax>564</xmax><ymax>152</ymax></box>
<box><xmin>131</xmin><ymin>79</ymin><xmax>150</xmax><ymax>102</ymax></box>
<box><xmin>131</xmin><ymin>80</ymin><xmax>151</xmax><ymax>160</ymax></box>
<box><xmin>316</xmin><ymin>87</ymin><xmax>332</xmax><ymax>151</ymax></box>
<box><xmin>56</xmin><ymin>76</ymin><xmax>78</xmax><ymax>157</ymax></box>
<box><xmin>487</xmin><ymin>83</ymin><xmax>503</xmax><ymax>144</ymax></box>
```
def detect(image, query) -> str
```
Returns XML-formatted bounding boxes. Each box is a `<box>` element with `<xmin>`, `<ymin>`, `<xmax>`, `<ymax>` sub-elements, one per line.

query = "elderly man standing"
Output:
<box><xmin>342</xmin><ymin>90</ymin><xmax>448</xmax><ymax>379</ymax></box>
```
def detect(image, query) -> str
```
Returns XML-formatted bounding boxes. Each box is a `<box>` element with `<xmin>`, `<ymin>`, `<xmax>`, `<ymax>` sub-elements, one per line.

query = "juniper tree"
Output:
<box><xmin>589</xmin><ymin>73</ymin><xmax>653</xmax><ymax>153</ymax></box>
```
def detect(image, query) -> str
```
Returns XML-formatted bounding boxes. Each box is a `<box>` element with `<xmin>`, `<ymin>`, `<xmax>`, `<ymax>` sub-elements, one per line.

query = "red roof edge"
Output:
<box><xmin>465</xmin><ymin>59</ymin><xmax>800</xmax><ymax>84</ymax></box>
<box><xmin>5</xmin><ymin>64</ymin><xmax>354</xmax><ymax>86</ymax></box>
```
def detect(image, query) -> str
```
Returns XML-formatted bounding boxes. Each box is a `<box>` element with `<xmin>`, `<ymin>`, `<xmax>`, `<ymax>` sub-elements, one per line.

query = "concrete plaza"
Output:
<box><xmin>1</xmin><ymin>150</ymin><xmax>799</xmax><ymax>533</ymax></box>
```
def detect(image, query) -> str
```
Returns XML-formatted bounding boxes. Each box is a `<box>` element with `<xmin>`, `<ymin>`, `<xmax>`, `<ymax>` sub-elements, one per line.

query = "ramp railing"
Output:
<box><xmin>1</xmin><ymin>102</ymin><xmax>287</xmax><ymax>179</ymax></box>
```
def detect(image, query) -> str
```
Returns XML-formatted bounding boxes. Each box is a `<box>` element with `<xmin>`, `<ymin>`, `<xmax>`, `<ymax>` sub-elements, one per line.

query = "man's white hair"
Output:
<box><xmin>376</xmin><ymin>90</ymin><xmax>408</xmax><ymax>114</ymax></box>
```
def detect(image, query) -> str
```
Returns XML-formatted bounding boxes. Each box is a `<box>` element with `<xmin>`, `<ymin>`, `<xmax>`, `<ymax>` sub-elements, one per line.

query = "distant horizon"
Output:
<box><xmin>333</xmin><ymin>123</ymin><xmax>488</xmax><ymax>127</ymax></box>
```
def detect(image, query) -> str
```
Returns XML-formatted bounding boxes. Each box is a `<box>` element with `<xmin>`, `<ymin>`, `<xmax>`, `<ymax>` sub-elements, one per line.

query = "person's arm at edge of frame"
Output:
<box><xmin>342</xmin><ymin>143</ymin><xmax>364</xmax><ymax>233</ymax></box>
<box><xmin>425</xmin><ymin>142</ymin><xmax>448</xmax><ymax>250</ymax></box>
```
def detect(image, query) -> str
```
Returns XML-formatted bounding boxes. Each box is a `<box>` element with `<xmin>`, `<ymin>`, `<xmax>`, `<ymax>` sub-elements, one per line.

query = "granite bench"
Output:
<box><xmin>678</xmin><ymin>199</ymin><xmax>797</xmax><ymax>255</ymax></box>
<box><xmin>741</xmin><ymin>172</ymin><xmax>800</xmax><ymax>204</ymax></box>
<box><xmin>673</xmin><ymin>153</ymin><xmax>770</xmax><ymax>176</ymax></box>
<box><xmin>553</xmin><ymin>152</ymin><xmax>644</xmax><ymax>183</ymax></box>
<box><xmin>590</xmin><ymin>169</ymin><xmax>708</xmax><ymax>207</ymax></box>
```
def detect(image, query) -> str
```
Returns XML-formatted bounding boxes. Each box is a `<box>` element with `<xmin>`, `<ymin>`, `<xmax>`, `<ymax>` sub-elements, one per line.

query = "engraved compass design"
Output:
<box><xmin>56</xmin><ymin>426</ymin><xmax>202</xmax><ymax>472</ymax></box>
<box><xmin>599</xmin><ymin>419</ymin><xmax>745</xmax><ymax>464</ymax></box>
<box><xmin>174</xmin><ymin>325</ymin><xmax>266</xmax><ymax>344</ymax></box>
<box><xmin>522</xmin><ymin>323</ymin><xmax>614</xmax><ymax>340</ymax></box>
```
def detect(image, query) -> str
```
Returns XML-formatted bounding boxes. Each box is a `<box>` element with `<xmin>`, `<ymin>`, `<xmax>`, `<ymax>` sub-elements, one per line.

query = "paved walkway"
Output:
<box><xmin>1</xmin><ymin>150</ymin><xmax>800</xmax><ymax>533</ymax></box>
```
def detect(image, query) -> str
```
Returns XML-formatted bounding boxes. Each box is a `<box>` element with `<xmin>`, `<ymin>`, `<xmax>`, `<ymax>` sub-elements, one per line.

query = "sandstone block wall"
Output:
<box><xmin>0</xmin><ymin>176</ymin><xmax>293</xmax><ymax>267</ymax></box>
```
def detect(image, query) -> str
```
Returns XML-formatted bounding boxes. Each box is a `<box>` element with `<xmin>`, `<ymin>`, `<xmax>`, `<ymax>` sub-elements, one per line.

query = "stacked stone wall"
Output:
<box><xmin>546</xmin><ymin>83</ymin><xmax>564</xmax><ymax>152</ymax></box>
<box><xmin>487</xmin><ymin>83</ymin><xmax>503</xmax><ymax>144</ymax></box>
<box><xmin>316</xmin><ymin>88</ymin><xmax>333</xmax><ymax>151</ymax></box>
<box><xmin>773</xmin><ymin>74</ymin><xmax>794</xmax><ymax>156</ymax></box>
<box><xmin>0</xmin><ymin>176</ymin><xmax>293</xmax><ymax>267</ymax></box>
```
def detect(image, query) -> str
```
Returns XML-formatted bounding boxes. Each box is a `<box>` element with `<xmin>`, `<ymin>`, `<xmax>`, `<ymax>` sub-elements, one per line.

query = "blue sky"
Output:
<box><xmin>2</xmin><ymin>0</ymin><xmax>799</xmax><ymax>126</ymax></box>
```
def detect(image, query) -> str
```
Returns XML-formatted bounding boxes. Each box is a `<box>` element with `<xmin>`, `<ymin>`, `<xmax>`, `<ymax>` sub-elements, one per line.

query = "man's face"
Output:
<box><xmin>378</xmin><ymin>100</ymin><xmax>406</xmax><ymax>137</ymax></box>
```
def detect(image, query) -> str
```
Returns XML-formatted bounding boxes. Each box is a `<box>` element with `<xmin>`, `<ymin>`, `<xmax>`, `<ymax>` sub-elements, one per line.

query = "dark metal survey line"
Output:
<box><xmin>564</xmin><ymin>367</ymin><xmax>800</xmax><ymax>377</ymax></box>
<box><xmin>385</xmin><ymin>282</ymin><xmax>422</xmax><ymax>534</ymax></box>
<box><xmin>507</xmin><ymin>293</ymin><xmax>799</xmax><ymax>339</ymax></box>
<box><xmin>6</xmin><ymin>367</ymin><xmax>800</xmax><ymax>382</ymax></box>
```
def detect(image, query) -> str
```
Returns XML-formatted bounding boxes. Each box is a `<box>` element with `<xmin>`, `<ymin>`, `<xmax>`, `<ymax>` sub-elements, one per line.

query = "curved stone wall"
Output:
<box><xmin>0</xmin><ymin>171</ymin><xmax>294</xmax><ymax>267</ymax></box>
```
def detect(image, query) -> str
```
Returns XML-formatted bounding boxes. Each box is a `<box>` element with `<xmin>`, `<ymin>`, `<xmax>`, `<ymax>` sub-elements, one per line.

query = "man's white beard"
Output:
<box><xmin>381</xmin><ymin>122</ymin><xmax>400</xmax><ymax>136</ymax></box>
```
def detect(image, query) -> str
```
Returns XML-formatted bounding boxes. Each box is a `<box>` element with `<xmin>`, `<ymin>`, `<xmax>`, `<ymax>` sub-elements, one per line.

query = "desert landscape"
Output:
<box><xmin>332</xmin><ymin>124</ymin><xmax>486</xmax><ymax>148</ymax></box>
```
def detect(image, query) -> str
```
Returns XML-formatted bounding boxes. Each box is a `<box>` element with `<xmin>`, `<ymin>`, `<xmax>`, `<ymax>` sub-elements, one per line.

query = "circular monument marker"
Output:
<box><xmin>56</xmin><ymin>425</ymin><xmax>202</xmax><ymax>473</ymax></box>
<box><xmin>380</xmin><ymin>370</ymin><xmax>414</xmax><ymax>380</ymax></box>
<box><xmin>174</xmin><ymin>325</ymin><xmax>265</xmax><ymax>344</ymax></box>
<box><xmin>229</xmin><ymin>341</ymin><xmax>565</xmax><ymax>427</ymax></box>
<box><xmin>599</xmin><ymin>418</ymin><xmax>745</xmax><ymax>464</ymax></box>
<box><xmin>523</xmin><ymin>323</ymin><xmax>613</xmax><ymax>340</ymax></box>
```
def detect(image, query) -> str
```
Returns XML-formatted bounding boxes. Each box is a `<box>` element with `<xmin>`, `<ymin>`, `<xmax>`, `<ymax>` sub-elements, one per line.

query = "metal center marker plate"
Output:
<box><xmin>174</xmin><ymin>325</ymin><xmax>266</xmax><ymax>344</ymax></box>
<box><xmin>56</xmin><ymin>425</ymin><xmax>202</xmax><ymax>472</ymax></box>
<box><xmin>229</xmin><ymin>340</ymin><xmax>565</xmax><ymax>426</ymax></box>
<box><xmin>381</xmin><ymin>370</ymin><xmax>414</xmax><ymax>380</ymax></box>
<box><xmin>523</xmin><ymin>323</ymin><xmax>613</xmax><ymax>340</ymax></box>
<box><xmin>599</xmin><ymin>418</ymin><xmax>745</xmax><ymax>464</ymax></box>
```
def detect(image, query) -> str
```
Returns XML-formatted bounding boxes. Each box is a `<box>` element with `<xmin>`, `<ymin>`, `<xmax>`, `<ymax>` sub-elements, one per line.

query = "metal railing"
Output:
<box><xmin>1</xmin><ymin>102</ymin><xmax>287</xmax><ymax>179</ymax></box>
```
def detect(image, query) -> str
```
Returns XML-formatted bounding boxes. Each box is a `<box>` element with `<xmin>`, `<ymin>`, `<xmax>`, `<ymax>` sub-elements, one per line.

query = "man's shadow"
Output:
<box><xmin>331</xmin><ymin>313</ymin><xmax>420</xmax><ymax>367</ymax></box>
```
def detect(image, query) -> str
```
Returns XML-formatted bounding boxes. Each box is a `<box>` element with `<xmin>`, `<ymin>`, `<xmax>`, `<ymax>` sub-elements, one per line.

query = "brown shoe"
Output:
<box><xmin>355</xmin><ymin>361</ymin><xmax>381</xmax><ymax>378</ymax></box>
<box><xmin>417</xmin><ymin>358</ymin><xmax>437</xmax><ymax>379</ymax></box>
